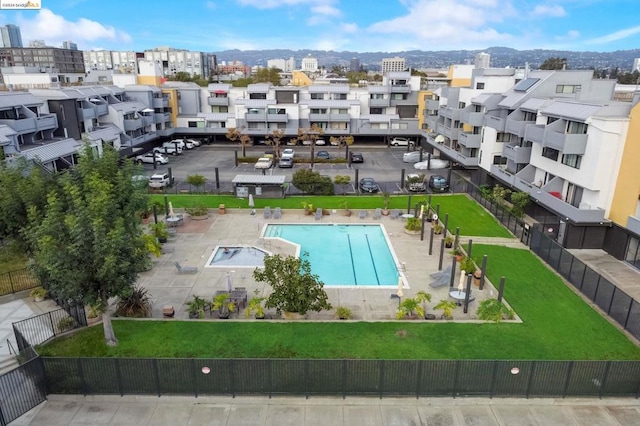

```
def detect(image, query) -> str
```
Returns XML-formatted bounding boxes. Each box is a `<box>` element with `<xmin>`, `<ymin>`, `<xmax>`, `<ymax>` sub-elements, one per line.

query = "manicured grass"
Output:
<box><xmin>151</xmin><ymin>194</ymin><xmax>511</xmax><ymax>237</ymax></box>
<box><xmin>39</xmin><ymin>245</ymin><xmax>640</xmax><ymax>360</ymax></box>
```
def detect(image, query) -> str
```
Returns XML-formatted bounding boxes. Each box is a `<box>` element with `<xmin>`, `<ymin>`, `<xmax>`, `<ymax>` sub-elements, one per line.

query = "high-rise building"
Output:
<box><xmin>633</xmin><ymin>58</ymin><xmax>640</xmax><ymax>73</ymax></box>
<box><xmin>475</xmin><ymin>52</ymin><xmax>490</xmax><ymax>69</ymax></box>
<box><xmin>381</xmin><ymin>57</ymin><xmax>406</xmax><ymax>74</ymax></box>
<box><xmin>62</xmin><ymin>41</ymin><xmax>78</xmax><ymax>51</ymax></box>
<box><xmin>301</xmin><ymin>54</ymin><xmax>318</xmax><ymax>72</ymax></box>
<box><xmin>0</xmin><ymin>24</ymin><xmax>23</xmax><ymax>48</ymax></box>
<box><xmin>350</xmin><ymin>57</ymin><xmax>360</xmax><ymax>72</ymax></box>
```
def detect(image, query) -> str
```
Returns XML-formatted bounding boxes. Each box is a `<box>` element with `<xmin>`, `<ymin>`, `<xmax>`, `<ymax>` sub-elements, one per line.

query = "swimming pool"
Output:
<box><xmin>263</xmin><ymin>224</ymin><xmax>401</xmax><ymax>287</ymax></box>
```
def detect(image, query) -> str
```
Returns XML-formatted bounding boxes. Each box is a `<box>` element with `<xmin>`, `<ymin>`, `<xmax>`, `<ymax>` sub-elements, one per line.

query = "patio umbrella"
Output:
<box><xmin>419</xmin><ymin>204</ymin><xmax>424</xmax><ymax>219</ymax></box>
<box><xmin>168</xmin><ymin>202</ymin><xmax>175</xmax><ymax>218</ymax></box>
<box><xmin>225</xmin><ymin>271</ymin><xmax>233</xmax><ymax>292</ymax></box>
<box><xmin>458</xmin><ymin>270</ymin><xmax>465</xmax><ymax>292</ymax></box>
<box><xmin>248</xmin><ymin>194</ymin><xmax>255</xmax><ymax>215</ymax></box>
<box><xmin>397</xmin><ymin>276</ymin><xmax>404</xmax><ymax>298</ymax></box>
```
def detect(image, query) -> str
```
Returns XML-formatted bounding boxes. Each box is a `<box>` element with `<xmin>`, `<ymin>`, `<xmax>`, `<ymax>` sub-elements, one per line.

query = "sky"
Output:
<box><xmin>1</xmin><ymin>0</ymin><xmax>639</xmax><ymax>53</ymax></box>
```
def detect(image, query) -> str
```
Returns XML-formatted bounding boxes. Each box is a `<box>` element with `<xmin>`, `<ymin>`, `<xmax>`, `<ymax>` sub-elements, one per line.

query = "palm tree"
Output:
<box><xmin>396</xmin><ymin>297</ymin><xmax>424</xmax><ymax>319</ymax></box>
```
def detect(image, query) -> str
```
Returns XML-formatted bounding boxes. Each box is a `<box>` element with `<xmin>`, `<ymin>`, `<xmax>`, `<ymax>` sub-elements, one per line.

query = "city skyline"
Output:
<box><xmin>0</xmin><ymin>0</ymin><xmax>638</xmax><ymax>53</ymax></box>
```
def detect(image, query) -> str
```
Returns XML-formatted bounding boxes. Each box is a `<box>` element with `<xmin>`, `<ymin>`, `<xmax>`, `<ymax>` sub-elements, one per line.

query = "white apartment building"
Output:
<box><xmin>83</xmin><ymin>50</ymin><xmax>139</xmax><ymax>74</ymax></box>
<box><xmin>144</xmin><ymin>47</ymin><xmax>205</xmax><ymax>78</ymax></box>
<box><xmin>474</xmin><ymin>52</ymin><xmax>490</xmax><ymax>69</ymax></box>
<box><xmin>382</xmin><ymin>57</ymin><xmax>406</xmax><ymax>74</ymax></box>
<box><xmin>633</xmin><ymin>58</ymin><xmax>640</xmax><ymax>72</ymax></box>
<box><xmin>267</xmin><ymin>57</ymin><xmax>295</xmax><ymax>72</ymax></box>
<box><xmin>301</xmin><ymin>54</ymin><xmax>318</xmax><ymax>73</ymax></box>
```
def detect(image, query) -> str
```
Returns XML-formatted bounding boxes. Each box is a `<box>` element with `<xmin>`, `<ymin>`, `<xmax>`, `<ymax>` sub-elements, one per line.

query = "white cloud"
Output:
<box><xmin>340</xmin><ymin>22</ymin><xmax>358</xmax><ymax>34</ymax></box>
<box><xmin>311</xmin><ymin>4</ymin><xmax>340</xmax><ymax>16</ymax></box>
<box><xmin>237</xmin><ymin>0</ymin><xmax>327</xmax><ymax>9</ymax></box>
<box><xmin>531</xmin><ymin>4</ymin><xmax>566</xmax><ymax>18</ymax></box>
<box><xmin>585</xmin><ymin>25</ymin><xmax>640</xmax><ymax>45</ymax></box>
<box><xmin>205</xmin><ymin>1</ymin><xmax>216</xmax><ymax>9</ymax></box>
<box><xmin>555</xmin><ymin>29</ymin><xmax>580</xmax><ymax>41</ymax></box>
<box><xmin>16</xmin><ymin>9</ymin><xmax>131</xmax><ymax>49</ymax></box>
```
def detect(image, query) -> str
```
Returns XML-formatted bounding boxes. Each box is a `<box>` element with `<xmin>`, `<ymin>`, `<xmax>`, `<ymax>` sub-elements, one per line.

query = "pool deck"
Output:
<box><xmin>138</xmin><ymin>208</ymin><xmax>525</xmax><ymax>321</ymax></box>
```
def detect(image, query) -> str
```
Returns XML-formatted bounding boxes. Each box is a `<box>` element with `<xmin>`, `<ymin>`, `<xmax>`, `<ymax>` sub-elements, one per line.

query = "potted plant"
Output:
<box><xmin>396</xmin><ymin>297</ymin><xmax>424</xmax><ymax>320</ymax></box>
<box><xmin>433</xmin><ymin>223</ymin><xmax>444</xmax><ymax>235</ymax></box>
<box><xmin>301</xmin><ymin>201</ymin><xmax>314</xmax><ymax>216</ymax></box>
<box><xmin>415</xmin><ymin>291</ymin><xmax>433</xmax><ymax>319</ymax></box>
<box><xmin>460</xmin><ymin>256</ymin><xmax>477</xmax><ymax>275</ymax></box>
<box><xmin>340</xmin><ymin>200</ymin><xmax>352</xmax><ymax>217</ymax></box>
<box><xmin>404</xmin><ymin>217</ymin><xmax>422</xmax><ymax>234</ymax></box>
<box><xmin>434</xmin><ymin>299</ymin><xmax>457</xmax><ymax>320</ymax></box>
<box><xmin>380</xmin><ymin>192</ymin><xmax>391</xmax><ymax>215</ymax></box>
<box><xmin>335</xmin><ymin>306</ymin><xmax>353</xmax><ymax>320</ymax></box>
<box><xmin>185</xmin><ymin>205</ymin><xmax>209</xmax><ymax>220</ymax></box>
<box><xmin>246</xmin><ymin>292</ymin><xmax>266</xmax><ymax>319</ymax></box>
<box><xmin>212</xmin><ymin>293</ymin><xmax>236</xmax><ymax>319</ymax></box>
<box><xmin>477</xmin><ymin>299</ymin><xmax>515</xmax><ymax>323</ymax></box>
<box><xmin>86</xmin><ymin>303</ymin><xmax>103</xmax><ymax>325</ymax></box>
<box><xmin>451</xmin><ymin>247</ymin><xmax>464</xmax><ymax>262</ymax></box>
<box><xmin>444</xmin><ymin>235</ymin><xmax>454</xmax><ymax>248</ymax></box>
<box><xmin>150</xmin><ymin>221</ymin><xmax>169</xmax><ymax>244</ymax></box>
<box><xmin>29</xmin><ymin>286</ymin><xmax>47</xmax><ymax>302</ymax></box>
<box><xmin>186</xmin><ymin>295</ymin><xmax>208</xmax><ymax>319</ymax></box>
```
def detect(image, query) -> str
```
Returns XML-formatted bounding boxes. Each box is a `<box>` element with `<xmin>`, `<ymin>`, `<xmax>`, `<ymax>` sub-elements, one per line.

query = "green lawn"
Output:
<box><xmin>38</xmin><ymin>245</ymin><xmax>640</xmax><ymax>360</ymax></box>
<box><xmin>151</xmin><ymin>194</ymin><xmax>511</xmax><ymax>238</ymax></box>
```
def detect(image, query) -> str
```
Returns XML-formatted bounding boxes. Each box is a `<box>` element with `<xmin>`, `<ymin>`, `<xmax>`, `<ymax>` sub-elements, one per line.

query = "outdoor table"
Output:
<box><xmin>401</xmin><ymin>213</ymin><xmax>415</xmax><ymax>220</ymax></box>
<box><xmin>449</xmin><ymin>290</ymin><xmax>466</xmax><ymax>306</ymax></box>
<box><xmin>166</xmin><ymin>215</ymin><xmax>183</xmax><ymax>227</ymax></box>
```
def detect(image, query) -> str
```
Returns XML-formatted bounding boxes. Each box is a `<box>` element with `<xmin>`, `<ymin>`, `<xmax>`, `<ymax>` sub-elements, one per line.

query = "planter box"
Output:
<box><xmin>190</xmin><ymin>214</ymin><xmax>209</xmax><ymax>221</ymax></box>
<box><xmin>282</xmin><ymin>311</ymin><xmax>306</xmax><ymax>320</ymax></box>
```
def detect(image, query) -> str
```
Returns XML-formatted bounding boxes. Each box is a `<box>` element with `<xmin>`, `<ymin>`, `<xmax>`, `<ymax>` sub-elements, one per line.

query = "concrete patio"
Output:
<box><xmin>137</xmin><ymin>207</ymin><xmax>521</xmax><ymax>322</ymax></box>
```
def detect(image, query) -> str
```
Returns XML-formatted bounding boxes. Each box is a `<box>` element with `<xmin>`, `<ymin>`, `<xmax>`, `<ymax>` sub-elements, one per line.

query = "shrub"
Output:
<box><xmin>477</xmin><ymin>299</ymin><xmax>515</xmax><ymax>323</ymax></box>
<box><xmin>335</xmin><ymin>306</ymin><xmax>353</xmax><ymax>320</ymax></box>
<box><xmin>115</xmin><ymin>286</ymin><xmax>153</xmax><ymax>318</ymax></box>
<box><xmin>405</xmin><ymin>217</ymin><xmax>422</xmax><ymax>231</ymax></box>
<box><xmin>185</xmin><ymin>206</ymin><xmax>209</xmax><ymax>216</ymax></box>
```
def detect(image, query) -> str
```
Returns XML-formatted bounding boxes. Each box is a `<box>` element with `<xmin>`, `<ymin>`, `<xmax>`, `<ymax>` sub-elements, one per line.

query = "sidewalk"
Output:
<box><xmin>11</xmin><ymin>394</ymin><xmax>640</xmax><ymax>426</ymax></box>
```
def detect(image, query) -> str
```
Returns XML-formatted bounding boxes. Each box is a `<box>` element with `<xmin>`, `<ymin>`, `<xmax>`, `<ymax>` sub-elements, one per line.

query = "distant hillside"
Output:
<box><xmin>213</xmin><ymin>47</ymin><xmax>640</xmax><ymax>71</ymax></box>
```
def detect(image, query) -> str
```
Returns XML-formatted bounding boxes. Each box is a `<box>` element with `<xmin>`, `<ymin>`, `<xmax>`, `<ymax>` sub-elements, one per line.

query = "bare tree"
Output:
<box><xmin>297</xmin><ymin>124</ymin><xmax>324</xmax><ymax>167</ymax></box>
<box><xmin>226</xmin><ymin>127</ymin><xmax>251</xmax><ymax>157</ymax></box>
<box><xmin>265</xmin><ymin>129</ymin><xmax>285</xmax><ymax>160</ymax></box>
<box><xmin>329</xmin><ymin>135</ymin><xmax>354</xmax><ymax>159</ymax></box>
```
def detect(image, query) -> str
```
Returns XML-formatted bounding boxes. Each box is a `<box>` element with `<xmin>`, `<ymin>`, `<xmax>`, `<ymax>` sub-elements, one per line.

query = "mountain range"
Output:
<box><xmin>214</xmin><ymin>46</ymin><xmax>640</xmax><ymax>72</ymax></box>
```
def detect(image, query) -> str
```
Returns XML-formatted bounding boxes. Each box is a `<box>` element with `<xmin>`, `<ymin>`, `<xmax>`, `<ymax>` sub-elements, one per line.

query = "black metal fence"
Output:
<box><xmin>12</xmin><ymin>307</ymin><xmax>87</xmax><ymax>352</ymax></box>
<box><xmin>0</xmin><ymin>357</ymin><xmax>46</xmax><ymax>426</ymax></box>
<box><xmin>0</xmin><ymin>268</ymin><xmax>40</xmax><ymax>297</ymax></box>
<box><xmin>529</xmin><ymin>226</ymin><xmax>640</xmax><ymax>341</ymax></box>
<box><xmin>41</xmin><ymin>357</ymin><xmax>640</xmax><ymax>399</ymax></box>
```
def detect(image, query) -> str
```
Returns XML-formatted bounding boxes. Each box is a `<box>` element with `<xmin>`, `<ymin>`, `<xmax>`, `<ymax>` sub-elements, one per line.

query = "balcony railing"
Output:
<box><xmin>543</xmin><ymin>131</ymin><xmax>588</xmax><ymax>155</ymax></box>
<box><xmin>628</xmin><ymin>215</ymin><xmax>640</xmax><ymax>235</ymax></box>
<box><xmin>524</xmin><ymin>125</ymin><xmax>544</xmax><ymax>144</ymax></box>
<box><xmin>207</xmin><ymin>97</ymin><xmax>229</xmax><ymax>106</ymax></box>
<box><xmin>505</xmin><ymin>118</ymin><xmax>531</xmax><ymax>138</ymax></box>
<box><xmin>309</xmin><ymin>113</ymin><xmax>329</xmax><ymax>121</ymax></box>
<box><xmin>266</xmin><ymin>113</ymin><xmax>288</xmax><ymax>122</ymax></box>
<box><xmin>155</xmin><ymin>112</ymin><xmax>171</xmax><ymax>122</ymax></box>
<box><xmin>0</xmin><ymin>117</ymin><xmax>36</xmax><ymax>133</ymax></box>
<box><xmin>439</xmin><ymin>107</ymin><xmax>460</xmax><ymax>120</ymax></box>
<box><xmin>485</xmin><ymin>115</ymin><xmax>506</xmax><ymax>131</ymax></box>
<box><xmin>457</xmin><ymin>132</ymin><xmax>481</xmax><ymax>148</ymax></box>
<box><xmin>77</xmin><ymin>107</ymin><xmax>96</xmax><ymax>121</ymax></box>
<box><xmin>389</xmin><ymin>84</ymin><xmax>411</xmax><ymax>93</ymax></box>
<box><xmin>36</xmin><ymin>114</ymin><xmax>57</xmax><ymax>131</ymax></box>
<box><xmin>426</xmin><ymin>99</ymin><xmax>440</xmax><ymax>110</ymax></box>
<box><xmin>502</xmin><ymin>145</ymin><xmax>532</xmax><ymax>164</ymax></box>
<box><xmin>244</xmin><ymin>112</ymin><xmax>267</xmax><ymax>122</ymax></box>
<box><xmin>460</xmin><ymin>111</ymin><xmax>483</xmax><ymax>127</ymax></box>
<box><xmin>142</xmin><ymin>115</ymin><xmax>155</xmax><ymax>126</ymax></box>
<box><xmin>95</xmin><ymin>104</ymin><xmax>108</xmax><ymax>115</ymax></box>
<box><xmin>490</xmin><ymin>164</ymin><xmax>515</xmax><ymax>185</ymax></box>
<box><xmin>369</xmin><ymin>98</ymin><xmax>390</xmax><ymax>107</ymax></box>
<box><xmin>152</xmin><ymin>97</ymin><xmax>169</xmax><ymax>108</ymax></box>
<box><xmin>328</xmin><ymin>113</ymin><xmax>350</xmax><ymax>122</ymax></box>
<box><xmin>123</xmin><ymin>117</ymin><xmax>143</xmax><ymax>131</ymax></box>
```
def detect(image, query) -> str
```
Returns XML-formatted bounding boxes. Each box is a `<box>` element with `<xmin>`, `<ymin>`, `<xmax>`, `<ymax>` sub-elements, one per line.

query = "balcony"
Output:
<box><xmin>502</xmin><ymin>144</ymin><xmax>532</xmax><ymax>164</ymax></box>
<box><xmin>542</xmin><ymin>130</ymin><xmax>588</xmax><ymax>155</ymax></box>
<box><xmin>505</xmin><ymin>118</ymin><xmax>531</xmax><ymax>138</ymax></box>
<box><xmin>369</xmin><ymin>98</ymin><xmax>390</xmax><ymax>107</ymax></box>
<box><xmin>490</xmin><ymin>164</ymin><xmax>516</xmax><ymax>185</ymax></box>
<box><xmin>208</xmin><ymin>97</ymin><xmax>229</xmax><ymax>106</ymax></box>
<box><xmin>457</xmin><ymin>132</ymin><xmax>481</xmax><ymax>148</ymax></box>
<box><xmin>77</xmin><ymin>106</ymin><xmax>96</xmax><ymax>121</ymax></box>
<box><xmin>309</xmin><ymin>113</ymin><xmax>329</xmax><ymax>121</ymax></box>
<box><xmin>245</xmin><ymin>112</ymin><xmax>267</xmax><ymax>122</ymax></box>
<box><xmin>152</xmin><ymin>97</ymin><xmax>169</xmax><ymax>108</ymax></box>
<box><xmin>266</xmin><ymin>113</ymin><xmax>288</xmax><ymax>122</ymax></box>
<box><xmin>155</xmin><ymin>112</ymin><xmax>170</xmax><ymax>122</ymax></box>
<box><xmin>436</xmin><ymin>123</ymin><xmax>459</xmax><ymax>140</ymax></box>
<box><xmin>390</xmin><ymin>84</ymin><xmax>411</xmax><ymax>93</ymax></box>
<box><xmin>426</xmin><ymin>99</ymin><xmax>440</xmax><ymax>110</ymax></box>
<box><xmin>0</xmin><ymin>117</ymin><xmax>36</xmax><ymax>133</ymax></box>
<box><xmin>123</xmin><ymin>117</ymin><xmax>143</xmax><ymax>131</ymax></box>
<box><xmin>95</xmin><ymin>103</ymin><xmax>108</xmax><ymax>115</ymax></box>
<box><xmin>329</xmin><ymin>113</ymin><xmax>350</xmax><ymax>122</ymax></box>
<box><xmin>628</xmin><ymin>215</ymin><xmax>640</xmax><ymax>235</ymax></box>
<box><xmin>440</xmin><ymin>107</ymin><xmax>460</xmax><ymax>120</ymax></box>
<box><xmin>425</xmin><ymin>116</ymin><xmax>438</xmax><ymax>130</ymax></box>
<box><xmin>142</xmin><ymin>115</ymin><xmax>155</xmax><ymax>126</ymax></box>
<box><xmin>485</xmin><ymin>114</ymin><xmax>506</xmax><ymax>131</ymax></box>
<box><xmin>36</xmin><ymin>114</ymin><xmax>57</xmax><ymax>131</ymax></box>
<box><xmin>460</xmin><ymin>110</ymin><xmax>484</xmax><ymax>127</ymax></box>
<box><xmin>524</xmin><ymin>125</ymin><xmax>544</xmax><ymax>144</ymax></box>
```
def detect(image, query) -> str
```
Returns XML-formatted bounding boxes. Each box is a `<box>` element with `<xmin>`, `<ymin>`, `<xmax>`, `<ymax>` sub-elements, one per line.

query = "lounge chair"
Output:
<box><xmin>315</xmin><ymin>208</ymin><xmax>323</xmax><ymax>220</ymax></box>
<box><xmin>175</xmin><ymin>261</ymin><xmax>198</xmax><ymax>274</ymax></box>
<box><xmin>273</xmin><ymin>207</ymin><xmax>282</xmax><ymax>219</ymax></box>
<box><xmin>263</xmin><ymin>206</ymin><xmax>271</xmax><ymax>219</ymax></box>
<box><xmin>373</xmin><ymin>208</ymin><xmax>382</xmax><ymax>219</ymax></box>
<box><xmin>359</xmin><ymin>210</ymin><xmax>367</xmax><ymax>219</ymax></box>
<box><xmin>390</xmin><ymin>209</ymin><xmax>400</xmax><ymax>220</ymax></box>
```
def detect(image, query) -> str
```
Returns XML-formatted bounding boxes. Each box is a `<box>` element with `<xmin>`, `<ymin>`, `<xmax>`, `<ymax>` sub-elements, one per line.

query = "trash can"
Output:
<box><xmin>219</xmin><ymin>204</ymin><xmax>226</xmax><ymax>215</ymax></box>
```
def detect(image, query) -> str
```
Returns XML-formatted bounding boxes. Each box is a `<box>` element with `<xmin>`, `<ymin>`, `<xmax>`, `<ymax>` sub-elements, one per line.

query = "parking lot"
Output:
<box><xmin>135</xmin><ymin>143</ymin><xmax>456</xmax><ymax>194</ymax></box>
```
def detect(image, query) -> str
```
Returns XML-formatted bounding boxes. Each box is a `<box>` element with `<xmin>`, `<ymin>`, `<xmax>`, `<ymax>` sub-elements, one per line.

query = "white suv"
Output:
<box><xmin>148</xmin><ymin>173</ymin><xmax>171</xmax><ymax>188</ymax></box>
<box><xmin>154</xmin><ymin>142</ymin><xmax>183</xmax><ymax>156</ymax></box>
<box><xmin>390</xmin><ymin>137</ymin><xmax>415</xmax><ymax>147</ymax></box>
<box><xmin>171</xmin><ymin>139</ymin><xmax>194</xmax><ymax>150</ymax></box>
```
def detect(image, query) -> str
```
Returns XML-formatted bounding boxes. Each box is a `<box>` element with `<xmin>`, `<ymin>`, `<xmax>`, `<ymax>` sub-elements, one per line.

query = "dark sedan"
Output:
<box><xmin>316</xmin><ymin>150</ymin><xmax>330</xmax><ymax>159</ymax></box>
<box><xmin>350</xmin><ymin>152</ymin><xmax>364</xmax><ymax>163</ymax></box>
<box><xmin>359</xmin><ymin>177</ymin><xmax>379</xmax><ymax>193</ymax></box>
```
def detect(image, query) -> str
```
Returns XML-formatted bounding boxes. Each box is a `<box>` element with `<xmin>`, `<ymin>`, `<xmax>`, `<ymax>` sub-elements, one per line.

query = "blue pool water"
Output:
<box><xmin>263</xmin><ymin>224</ymin><xmax>399</xmax><ymax>286</ymax></box>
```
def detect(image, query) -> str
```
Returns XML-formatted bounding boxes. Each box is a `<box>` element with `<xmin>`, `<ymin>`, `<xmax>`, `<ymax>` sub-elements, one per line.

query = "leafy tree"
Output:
<box><xmin>329</xmin><ymin>135</ymin><xmax>354</xmax><ymax>159</ymax></box>
<box><xmin>292</xmin><ymin>169</ymin><xmax>334</xmax><ymax>195</ymax></box>
<box><xmin>226</xmin><ymin>128</ymin><xmax>251</xmax><ymax>157</ymax></box>
<box><xmin>346</xmin><ymin>71</ymin><xmax>369</xmax><ymax>84</ymax></box>
<box><xmin>253</xmin><ymin>253</ymin><xmax>331</xmax><ymax>315</ymax></box>
<box><xmin>397</xmin><ymin>297</ymin><xmax>424</xmax><ymax>319</ymax></box>
<box><xmin>232</xmin><ymin>78</ymin><xmax>254</xmax><ymax>87</ymax></box>
<box><xmin>509</xmin><ymin>191</ymin><xmax>530</xmax><ymax>219</ymax></box>
<box><xmin>26</xmin><ymin>145</ymin><xmax>149</xmax><ymax>346</ymax></box>
<box><xmin>617</xmin><ymin>70</ymin><xmax>640</xmax><ymax>84</ymax></box>
<box><xmin>168</xmin><ymin>71</ymin><xmax>192</xmax><ymax>82</ymax></box>
<box><xmin>334</xmin><ymin>175</ymin><xmax>350</xmax><ymax>194</ymax></box>
<box><xmin>540</xmin><ymin>57</ymin><xmax>567</xmax><ymax>70</ymax></box>
<box><xmin>254</xmin><ymin>68</ymin><xmax>281</xmax><ymax>86</ymax></box>
<box><xmin>186</xmin><ymin>174</ymin><xmax>207</xmax><ymax>193</ymax></box>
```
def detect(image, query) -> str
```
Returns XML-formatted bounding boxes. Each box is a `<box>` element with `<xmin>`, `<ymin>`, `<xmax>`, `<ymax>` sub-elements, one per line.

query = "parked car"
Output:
<box><xmin>315</xmin><ymin>139</ymin><xmax>326</xmax><ymax>146</ymax></box>
<box><xmin>281</xmin><ymin>148</ymin><xmax>295</xmax><ymax>159</ymax></box>
<box><xmin>403</xmin><ymin>151</ymin><xmax>423</xmax><ymax>163</ymax></box>
<box><xmin>254</xmin><ymin>157</ymin><xmax>274</xmax><ymax>169</ymax></box>
<box><xmin>414</xmin><ymin>158</ymin><xmax>450</xmax><ymax>170</ymax></box>
<box><xmin>316</xmin><ymin>150</ymin><xmax>330</xmax><ymax>159</ymax></box>
<box><xmin>253</xmin><ymin>139</ymin><xmax>267</xmax><ymax>146</ymax></box>
<box><xmin>405</xmin><ymin>173</ymin><xmax>426</xmax><ymax>192</ymax></box>
<box><xmin>428</xmin><ymin>175</ymin><xmax>450</xmax><ymax>193</ymax></box>
<box><xmin>359</xmin><ymin>177</ymin><xmax>379</xmax><ymax>193</ymax></box>
<box><xmin>154</xmin><ymin>142</ymin><xmax>183</xmax><ymax>156</ymax></box>
<box><xmin>186</xmin><ymin>138</ymin><xmax>202</xmax><ymax>147</ymax></box>
<box><xmin>390</xmin><ymin>137</ymin><xmax>415</xmax><ymax>147</ymax></box>
<box><xmin>148</xmin><ymin>173</ymin><xmax>172</xmax><ymax>188</ymax></box>
<box><xmin>171</xmin><ymin>138</ymin><xmax>194</xmax><ymax>150</ymax></box>
<box><xmin>278</xmin><ymin>157</ymin><xmax>294</xmax><ymax>168</ymax></box>
<box><xmin>135</xmin><ymin>152</ymin><xmax>168</xmax><ymax>165</ymax></box>
<box><xmin>350</xmin><ymin>152</ymin><xmax>364</xmax><ymax>163</ymax></box>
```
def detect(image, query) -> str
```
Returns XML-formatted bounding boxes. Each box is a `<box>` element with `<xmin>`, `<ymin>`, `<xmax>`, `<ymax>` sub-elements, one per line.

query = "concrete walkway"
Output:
<box><xmin>11</xmin><ymin>395</ymin><xmax>640</xmax><ymax>426</ymax></box>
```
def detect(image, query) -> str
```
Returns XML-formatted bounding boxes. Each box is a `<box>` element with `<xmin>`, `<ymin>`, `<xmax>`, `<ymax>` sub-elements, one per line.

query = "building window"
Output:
<box><xmin>458</xmin><ymin>102</ymin><xmax>466</xmax><ymax>109</ymax></box>
<box><xmin>476</xmin><ymin>82</ymin><xmax>485</xmax><ymax>89</ymax></box>
<box><xmin>370</xmin><ymin>108</ymin><xmax>383</xmax><ymax>115</ymax></box>
<box><xmin>561</xmin><ymin>154</ymin><xmax>582</xmax><ymax>169</ymax></box>
<box><xmin>310</xmin><ymin>108</ymin><xmax>327</xmax><ymax>114</ymax></box>
<box><xmin>493</xmin><ymin>155</ymin><xmax>507</xmax><ymax>165</ymax></box>
<box><xmin>523</xmin><ymin>111</ymin><xmax>536</xmax><ymax>121</ymax></box>
<box><xmin>566</xmin><ymin>120</ymin><xmax>587</xmax><ymax>134</ymax></box>
<box><xmin>542</xmin><ymin>147</ymin><xmax>559</xmax><ymax>161</ymax></box>
<box><xmin>249</xmin><ymin>93</ymin><xmax>267</xmax><ymax>100</ymax></box>
<box><xmin>188</xmin><ymin>121</ymin><xmax>198</xmax><ymax>127</ymax></box>
<box><xmin>310</xmin><ymin>93</ymin><xmax>324</xmax><ymax>100</ymax></box>
<box><xmin>555</xmin><ymin>84</ymin><xmax>581</xmax><ymax>94</ymax></box>
<box><xmin>496</xmin><ymin>132</ymin><xmax>509</xmax><ymax>142</ymax></box>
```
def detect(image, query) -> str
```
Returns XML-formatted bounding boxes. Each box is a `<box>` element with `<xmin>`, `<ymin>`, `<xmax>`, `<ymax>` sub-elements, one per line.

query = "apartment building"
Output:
<box><xmin>267</xmin><ymin>57</ymin><xmax>295</xmax><ymax>72</ymax></box>
<box><xmin>381</xmin><ymin>57</ymin><xmax>406</xmax><ymax>74</ymax></box>
<box><xmin>144</xmin><ymin>47</ymin><xmax>206</xmax><ymax>78</ymax></box>
<box><xmin>84</xmin><ymin>50</ymin><xmax>140</xmax><ymax>74</ymax></box>
<box><xmin>0</xmin><ymin>47</ymin><xmax>84</xmax><ymax>75</ymax></box>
